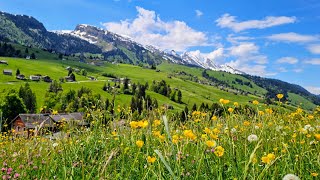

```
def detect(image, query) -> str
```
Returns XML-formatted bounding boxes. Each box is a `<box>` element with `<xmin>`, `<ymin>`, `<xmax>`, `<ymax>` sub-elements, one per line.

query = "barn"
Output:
<box><xmin>11</xmin><ymin>114</ymin><xmax>57</xmax><ymax>137</ymax></box>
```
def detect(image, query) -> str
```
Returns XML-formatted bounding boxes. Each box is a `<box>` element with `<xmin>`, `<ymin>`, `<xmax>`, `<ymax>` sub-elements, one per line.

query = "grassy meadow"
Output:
<box><xmin>0</xmin><ymin>57</ymin><xmax>262</xmax><ymax>112</ymax></box>
<box><xmin>0</xmin><ymin>100</ymin><xmax>319</xmax><ymax>179</ymax></box>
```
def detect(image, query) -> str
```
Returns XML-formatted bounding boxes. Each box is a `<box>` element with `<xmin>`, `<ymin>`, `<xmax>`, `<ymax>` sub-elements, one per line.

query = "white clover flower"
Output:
<box><xmin>310</xmin><ymin>140</ymin><xmax>317</xmax><ymax>145</ymax></box>
<box><xmin>304</xmin><ymin>124</ymin><xmax>311</xmax><ymax>131</ymax></box>
<box><xmin>276</xmin><ymin>126</ymin><xmax>283</xmax><ymax>132</ymax></box>
<box><xmin>231</xmin><ymin>128</ymin><xmax>237</xmax><ymax>134</ymax></box>
<box><xmin>254</xmin><ymin>125</ymin><xmax>259</xmax><ymax>130</ymax></box>
<box><xmin>52</xmin><ymin>143</ymin><xmax>59</xmax><ymax>148</ymax></box>
<box><xmin>282</xmin><ymin>174</ymin><xmax>300</xmax><ymax>180</ymax></box>
<box><xmin>309</xmin><ymin>127</ymin><xmax>315</xmax><ymax>132</ymax></box>
<box><xmin>247</xmin><ymin>134</ymin><xmax>258</xmax><ymax>142</ymax></box>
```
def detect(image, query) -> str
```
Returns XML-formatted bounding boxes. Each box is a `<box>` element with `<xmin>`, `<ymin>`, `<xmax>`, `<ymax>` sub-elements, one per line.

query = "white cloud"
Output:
<box><xmin>222</xmin><ymin>42</ymin><xmax>271</xmax><ymax>75</ymax></box>
<box><xmin>305</xmin><ymin>58</ymin><xmax>320</xmax><ymax>65</ymax></box>
<box><xmin>187</xmin><ymin>48</ymin><xmax>225</xmax><ymax>65</ymax></box>
<box><xmin>226</xmin><ymin>61</ymin><xmax>274</xmax><ymax>76</ymax></box>
<box><xmin>278</xmin><ymin>67</ymin><xmax>288</xmax><ymax>72</ymax></box>
<box><xmin>216</xmin><ymin>14</ymin><xmax>296</xmax><ymax>32</ymax></box>
<box><xmin>307</xmin><ymin>44</ymin><xmax>320</xmax><ymax>54</ymax></box>
<box><xmin>206</xmin><ymin>48</ymin><xmax>224</xmax><ymax>61</ymax></box>
<box><xmin>293</xmin><ymin>68</ymin><xmax>303</xmax><ymax>73</ymax></box>
<box><xmin>305</xmin><ymin>86</ymin><xmax>320</xmax><ymax>95</ymax></box>
<box><xmin>276</xmin><ymin>57</ymin><xmax>299</xmax><ymax>64</ymax></box>
<box><xmin>195</xmin><ymin>10</ymin><xmax>203</xmax><ymax>17</ymax></box>
<box><xmin>267</xmin><ymin>32</ymin><xmax>318</xmax><ymax>43</ymax></box>
<box><xmin>229</xmin><ymin>42</ymin><xmax>259</xmax><ymax>57</ymax></box>
<box><xmin>102</xmin><ymin>6</ymin><xmax>208</xmax><ymax>51</ymax></box>
<box><xmin>226</xmin><ymin>34</ymin><xmax>254</xmax><ymax>44</ymax></box>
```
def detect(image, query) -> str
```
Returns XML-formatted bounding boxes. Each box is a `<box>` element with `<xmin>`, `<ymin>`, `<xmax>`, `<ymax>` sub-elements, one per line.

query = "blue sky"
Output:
<box><xmin>1</xmin><ymin>0</ymin><xmax>320</xmax><ymax>94</ymax></box>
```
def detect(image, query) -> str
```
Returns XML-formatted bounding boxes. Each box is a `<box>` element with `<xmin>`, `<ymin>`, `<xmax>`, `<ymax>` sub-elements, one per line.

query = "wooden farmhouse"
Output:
<box><xmin>11</xmin><ymin>113</ymin><xmax>87</xmax><ymax>137</ymax></box>
<box><xmin>0</xmin><ymin>60</ymin><xmax>8</xmax><ymax>65</ymax></box>
<box><xmin>30</xmin><ymin>75</ymin><xmax>41</xmax><ymax>81</ymax></box>
<box><xmin>3</xmin><ymin>69</ymin><xmax>12</xmax><ymax>75</ymax></box>
<box><xmin>16</xmin><ymin>74</ymin><xmax>26</xmax><ymax>80</ymax></box>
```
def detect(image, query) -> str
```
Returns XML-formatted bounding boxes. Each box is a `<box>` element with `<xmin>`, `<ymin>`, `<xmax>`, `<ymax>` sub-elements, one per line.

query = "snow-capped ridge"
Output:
<box><xmin>53</xmin><ymin>24</ymin><xmax>244</xmax><ymax>74</ymax></box>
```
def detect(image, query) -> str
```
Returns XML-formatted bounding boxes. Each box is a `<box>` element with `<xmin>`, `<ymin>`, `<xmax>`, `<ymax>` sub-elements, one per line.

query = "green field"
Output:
<box><xmin>0</xmin><ymin>56</ymin><xmax>317</xmax><ymax>112</ymax></box>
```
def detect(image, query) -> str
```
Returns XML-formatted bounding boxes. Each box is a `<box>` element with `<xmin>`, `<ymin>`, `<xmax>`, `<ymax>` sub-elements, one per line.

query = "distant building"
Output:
<box><xmin>11</xmin><ymin>114</ymin><xmax>56</xmax><ymax>138</ymax></box>
<box><xmin>65</xmin><ymin>76</ymin><xmax>74</xmax><ymax>82</ymax></box>
<box><xmin>42</xmin><ymin>75</ymin><xmax>52</xmax><ymax>82</ymax></box>
<box><xmin>16</xmin><ymin>74</ymin><xmax>26</xmax><ymax>80</ymax></box>
<box><xmin>65</xmin><ymin>66</ymin><xmax>72</xmax><ymax>71</ymax></box>
<box><xmin>0</xmin><ymin>60</ymin><xmax>8</xmax><ymax>65</ymax></box>
<box><xmin>88</xmin><ymin>76</ymin><xmax>96</xmax><ymax>81</ymax></box>
<box><xmin>25</xmin><ymin>56</ymin><xmax>31</xmax><ymax>60</ymax></box>
<box><xmin>3</xmin><ymin>69</ymin><xmax>12</xmax><ymax>75</ymax></box>
<box><xmin>74</xmin><ymin>68</ymin><xmax>80</xmax><ymax>73</ymax></box>
<box><xmin>11</xmin><ymin>113</ymin><xmax>87</xmax><ymax>138</ymax></box>
<box><xmin>30</xmin><ymin>75</ymin><xmax>41</xmax><ymax>81</ymax></box>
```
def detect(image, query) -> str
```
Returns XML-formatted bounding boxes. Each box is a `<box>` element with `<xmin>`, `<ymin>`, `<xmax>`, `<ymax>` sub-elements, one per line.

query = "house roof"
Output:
<box><xmin>3</xmin><ymin>69</ymin><xmax>12</xmax><ymax>73</ymax></box>
<box><xmin>12</xmin><ymin>114</ymin><xmax>55</xmax><ymax>129</ymax></box>
<box><xmin>12</xmin><ymin>113</ymin><xmax>87</xmax><ymax>128</ymax></box>
<box><xmin>50</xmin><ymin>113</ymin><xmax>83</xmax><ymax>122</ymax></box>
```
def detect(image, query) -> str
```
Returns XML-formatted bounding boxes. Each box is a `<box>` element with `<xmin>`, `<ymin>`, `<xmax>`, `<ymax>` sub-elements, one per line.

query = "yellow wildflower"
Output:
<box><xmin>214</xmin><ymin>146</ymin><xmax>225</xmax><ymax>157</ymax></box>
<box><xmin>252</xmin><ymin>100</ymin><xmax>259</xmax><ymax>105</ymax></box>
<box><xmin>243</xmin><ymin>121</ymin><xmax>250</xmax><ymax>126</ymax></box>
<box><xmin>228</xmin><ymin>108</ymin><xmax>234</xmax><ymax>113</ymax></box>
<box><xmin>153</xmin><ymin>119</ymin><xmax>161</xmax><ymax>127</ymax></box>
<box><xmin>136</xmin><ymin>140</ymin><xmax>144</xmax><ymax>148</ymax></box>
<box><xmin>276</xmin><ymin>94</ymin><xmax>284</xmax><ymax>99</ymax></box>
<box><xmin>147</xmin><ymin>156</ymin><xmax>156</xmax><ymax>163</ymax></box>
<box><xmin>130</xmin><ymin>121</ymin><xmax>139</xmax><ymax>129</ymax></box>
<box><xmin>52</xmin><ymin>110</ymin><xmax>58</xmax><ymax>115</ymax></box>
<box><xmin>265</xmin><ymin>108</ymin><xmax>273</xmax><ymax>114</ymax></box>
<box><xmin>311</xmin><ymin>173</ymin><xmax>318</xmax><ymax>177</ymax></box>
<box><xmin>183</xmin><ymin>130</ymin><xmax>196</xmax><ymax>140</ymax></box>
<box><xmin>206</xmin><ymin>140</ymin><xmax>216</xmax><ymax>148</ymax></box>
<box><xmin>315</xmin><ymin>134</ymin><xmax>320</xmax><ymax>141</ymax></box>
<box><xmin>211</xmin><ymin>115</ymin><xmax>217</xmax><ymax>121</ymax></box>
<box><xmin>261</xmin><ymin>153</ymin><xmax>275</xmax><ymax>164</ymax></box>
<box><xmin>203</xmin><ymin>127</ymin><xmax>211</xmax><ymax>134</ymax></box>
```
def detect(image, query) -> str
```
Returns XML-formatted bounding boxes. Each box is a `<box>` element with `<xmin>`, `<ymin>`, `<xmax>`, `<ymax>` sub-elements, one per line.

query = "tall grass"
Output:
<box><xmin>0</xmin><ymin>101</ymin><xmax>319</xmax><ymax>179</ymax></box>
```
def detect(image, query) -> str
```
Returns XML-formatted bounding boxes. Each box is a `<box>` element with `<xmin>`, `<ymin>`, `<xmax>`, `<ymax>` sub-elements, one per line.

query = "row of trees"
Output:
<box><xmin>150</xmin><ymin>80</ymin><xmax>183</xmax><ymax>103</ymax></box>
<box><xmin>0</xmin><ymin>83</ymin><xmax>37</xmax><ymax>130</ymax></box>
<box><xmin>0</xmin><ymin>43</ymin><xmax>36</xmax><ymax>59</ymax></box>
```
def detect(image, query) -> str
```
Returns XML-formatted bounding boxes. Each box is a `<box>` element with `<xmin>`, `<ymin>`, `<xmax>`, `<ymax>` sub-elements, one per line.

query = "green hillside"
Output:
<box><xmin>0</xmin><ymin>57</ymin><xmax>259</xmax><ymax>111</ymax></box>
<box><xmin>0</xmin><ymin>56</ymin><xmax>318</xmax><ymax>112</ymax></box>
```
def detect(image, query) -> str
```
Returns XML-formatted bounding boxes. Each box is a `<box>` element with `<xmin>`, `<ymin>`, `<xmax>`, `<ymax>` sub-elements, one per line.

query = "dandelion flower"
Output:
<box><xmin>277</xmin><ymin>94</ymin><xmax>284</xmax><ymax>99</ymax></box>
<box><xmin>205</xmin><ymin>140</ymin><xmax>216</xmax><ymax>148</ymax></box>
<box><xmin>183</xmin><ymin>130</ymin><xmax>197</xmax><ymax>140</ymax></box>
<box><xmin>211</xmin><ymin>116</ymin><xmax>217</xmax><ymax>121</ymax></box>
<box><xmin>136</xmin><ymin>140</ymin><xmax>144</xmax><ymax>148</ymax></box>
<box><xmin>247</xmin><ymin>134</ymin><xmax>258</xmax><ymax>142</ymax></box>
<box><xmin>252</xmin><ymin>100</ymin><xmax>259</xmax><ymax>105</ymax></box>
<box><xmin>153</xmin><ymin>120</ymin><xmax>161</xmax><ymax>127</ymax></box>
<box><xmin>147</xmin><ymin>156</ymin><xmax>156</xmax><ymax>163</ymax></box>
<box><xmin>261</xmin><ymin>153</ymin><xmax>275</xmax><ymax>164</ymax></box>
<box><xmin>214</xmin><ymin>146</ymin><xmax>224</xmax><ymax>157</ymax></box>
<box><xmin>311</xmin><ymin>172</ymin><xmax>318</xmax><ymax>177</ymax></box>
<box><xmin>228</xmin><ymin>108</ymin><xmax>234</xmax><ymax>113</ymax></box>
<box><xmin>282</xmin><ymin>174</ymin><xmax>300</xmax><ymax>180</ymax></box>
